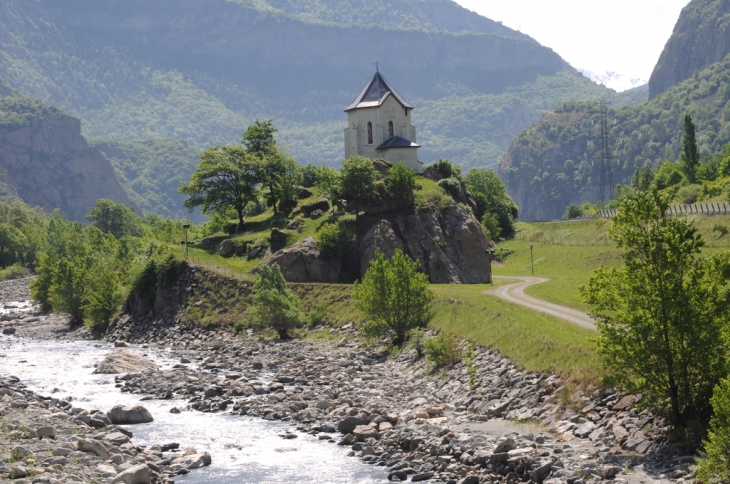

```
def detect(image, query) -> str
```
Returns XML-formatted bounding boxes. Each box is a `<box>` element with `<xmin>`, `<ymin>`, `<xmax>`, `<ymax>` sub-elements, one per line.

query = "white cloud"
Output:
<box><xmin>454</xmin><ymin>0</ymin><xmax>691</xmax><ymax>87</ymax></box>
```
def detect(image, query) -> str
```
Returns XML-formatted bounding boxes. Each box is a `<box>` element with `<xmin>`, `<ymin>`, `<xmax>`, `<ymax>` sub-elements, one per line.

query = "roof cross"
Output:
<box><xmin>374</xmin><ymin>60</ymin><xmax>380</xmax><ymax>72</ymax></box>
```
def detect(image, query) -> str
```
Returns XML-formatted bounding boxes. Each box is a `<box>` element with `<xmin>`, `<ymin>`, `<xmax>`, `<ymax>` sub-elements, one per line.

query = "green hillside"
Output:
<box><xmin>0</xmin><ymin>0</ymin><xmax>627</xmax><ymax>176</ymax></box>
<box><xmin>500</xmin><ymin>57</ymin><xmax>730</xmax><ymax>220</ymax></box>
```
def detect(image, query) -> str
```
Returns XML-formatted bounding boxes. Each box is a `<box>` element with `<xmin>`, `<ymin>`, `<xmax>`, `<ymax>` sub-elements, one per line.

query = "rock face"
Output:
<box><xmin>267</xmin><ymin>237</ymin><xmax>341</xmax><ymax>283</ymax></box>
<box><xmin>0</xmin><ymin>89</ymin><xmax>133</xmax><ymax>221</ymax></box>
<box><xmin>360</xmin><ymin>205</ymin><xmax>491</xmax><ymax>284</ymax></box>
<box><xmin>269</xmin><ymin>205</ymin><xmax>490</xmax><ymax>284</ymax></box>
<box><xmin>108</xmin><ymin>405</ymin><xmax>154</xmax><ymax>425</ymax></box>
<box><xmin>94</xmin><ymin>348</ymin><xmax>157</xmax><ymax>374</ymax></box>
<box><xmin>649</xmin><ymin>0</ymin><xmax>730</xmax><ymax>99</ymax></box>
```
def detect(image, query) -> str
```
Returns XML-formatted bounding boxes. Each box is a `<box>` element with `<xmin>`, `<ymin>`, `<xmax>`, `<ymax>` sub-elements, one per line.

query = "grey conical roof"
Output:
<box><xmin>345</xmin><ymin>71</ymin><xmax>413</xmax><ymax>112</ymax></box>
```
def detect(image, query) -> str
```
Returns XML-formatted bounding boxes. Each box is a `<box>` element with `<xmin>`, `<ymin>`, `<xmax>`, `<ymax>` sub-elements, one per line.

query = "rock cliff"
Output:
<box><xmin>0</xmin><ymin>90</ymin><xmax>133</xmax><ymax>221</ymax></box>
<box><xmin>268</xmin><ymin>204</ymin><xmax>492</xmax><ymax>284</ymax></box>
<box><xmin>649</xmin><ymin>0</ymin><xmax>730</xmax><ymax>99</ymax></box>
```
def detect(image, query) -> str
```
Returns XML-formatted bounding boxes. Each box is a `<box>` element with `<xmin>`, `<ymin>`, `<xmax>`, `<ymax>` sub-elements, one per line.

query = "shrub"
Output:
<box><xmin>407</xmin><ymin>327</ymin><xmax>427</xmax><ymax>358</ymax></box>
<box><xmin>84</xmin><ymin>260</ymin><xmax>124</xmax><ymax>330</ymax></box>
<box><xmin>424</xmin><ymin>333</ymin><xmax>461</xmax><ymax>367</ymax></box>
<box><xmin>309</xmin><ymin>305</ymin><xmax>327</xmax><ymax>327</ymax></box>
<box><xmin>713</xmin><ymin>224</ymin><xmax>729</xmax><ymax>237</ymax></box>
<box><xmin>315</xmin><ymin>222</ymin><xmax>352</xmax><ymax>258</ymax></box>
<box><xmin>243</xmin><ymin>198</ymin><xmax>268</xmax><ymax>217</ymax></box>
<box><xmin>697</xmin><ymin>377</ymin><xmax>730</xmax><ymax>483</ymax></box>
<box><xmin>493</xmin><ymin>247</ymin><xmax>514</xmax><ymax>263</ymax></box>
<box><xmin>481</xmin><ymin>212</ymin><xmax>501</xmax><ymax>240</ymax></box>
<box><xmin>0</xmin><ymin>263</ymin><xmax>27</xmax><ymax>281</ymax></box>
<box><xmin>386</xmin><ymin>162</ymin><xmax>416</xmax><ymax>200</ymax></box>
<box><xmin>432</xmin><ymin>158</ymin><xmax>460</xmax><ymax>179</ymax></box>
<box><xmin>301</xmin><ymin>164</ymin><xmax>319</xmax><ymax>188</ymax></box>
<box><xmin>354</xmin><ymin>249</ymin><xmax>434</xmax><ymax>346</ymax></box>
<box><xmin>249</xmin><ymin>263</ymin><xmax>303</xmax><ymax>339</ymax></box>
<box><xmin>340</xmin><ymin>156</ymin><xmax>379</xmax><ymax>202</ymax></box>
<box><xmin>437</xmin><ymin>177</ymin><xmax>461</xmax><ymax>200</ymax></box>
<box><xmin>675</xmin><ymin>184</ymin><xmax>700</xmax><ymax>204</ymax></box>
<box><xmin>564</xmin><ymin>203</ymin><xmax>583</xmax><ymax>219</ymax></box>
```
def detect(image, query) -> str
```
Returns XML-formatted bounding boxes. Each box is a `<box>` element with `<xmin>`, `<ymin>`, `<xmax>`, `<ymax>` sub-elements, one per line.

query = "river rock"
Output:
<box><xmin>337</xmin><ymin>415</ymin><xmax>368</xmax><ymax>434</ymax></box>
<box><xmin>218</xmin><ymin>239</ymin><xmax>235</xmax><ymax>257</ymax></box>
<box><xmin>2</xmin><ymin>327</ymin><xmax>15</xmax><ymax>335</ymax></box>
<box><xmin>108</xmin><ymin>405</ymin><xmax>154</xmax><ymax>424</ymax></box>
<box><xmin>110</xmin><ymin>464</ymin><xmax>152</xmax><ymax>484</ymax></box>
<box><xmin>94</xmin><ymin>348</ymin><xmax>157</xmax><ymax>374</ymax></box>
<box><xmin>78</xmin><ymin>438</ymin><xmax>111</xmax><ymax>460</ymax></box>
<box><xmin>172</xmin><ymin>451</ymin><xmax>212</xmax><ymax>470</ymax></box>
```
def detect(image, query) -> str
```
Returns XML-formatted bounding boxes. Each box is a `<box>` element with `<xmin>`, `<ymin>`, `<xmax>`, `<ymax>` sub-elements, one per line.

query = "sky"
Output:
<box><xmin>453</xmin><ymin>0</ymin><xmax>691</xmax><ymax>89</ymax></box>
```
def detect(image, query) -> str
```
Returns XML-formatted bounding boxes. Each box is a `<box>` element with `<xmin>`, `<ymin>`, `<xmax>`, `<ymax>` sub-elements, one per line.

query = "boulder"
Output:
<box><xmin>2</xmin><ymin>327</ymin><xmax>16</xmax><ymax>335</ymax></box>
<box><xmin>267</xmin><ymin>237</ymin><xmax>341</xmax><ymax>283</ymax></box>
<box><xmin>337</xmin><ymin>415</ymin><xmax>368</xmax><ymax>434</ymax></box>
<box><xmin>356</xmin><ymin>189</ymin><xmax>414</xmax><ymax>215</ymax></box>
<box><xmin>94</xmin><ymin>348</ymin><xmax>157</xmax><ymax>374</ymax></box>
<box><xmin>218</xmin><ymin>239</ymin><xmax>235</xmax><ymax>257</ymax></box>
<box><xmin>300</xmin><ymin>200</ymin><xmax>330</xmax><ymax>216</ymax></box>
<box><xmin>36</xmin><ymin>426</ymin><xmax>56</xmax><ymax>439</ymax></box>
<box><xmin>353</xmin><ymin>424</ymin><xmax>378</xmax><ymax>440</ymax></box>
<box><xmin>297</xmin><ymin>187</ymin><xmax>313</xmax><ymax>199</ymax></box>
<box><xmin>172</xmin><ymin>451</ymin><xmax>211</xmax><ymax>470</ymax></box>
<box><xmin>270</xmin><ymin>228</ymin><xmax>288</xmax><ymax>247</ymax></box>
<box><xmin>309</xmin><ymin>209</ymin><xmax>324</xmax><ymax>219</ymax></box>
<box><xmin>78</xmin><ymin>439</ymin><xmax>111</xmax><ymax>460</ymax></box>
<box><xmin>108</xmin><ymin>405</ymin><xmax>154</xmax><ymax>425</ymax></box>
<box><xmin>110</xmin><ymin>464</ymin><xmax>152</xmax><ymax>484</ymax></box>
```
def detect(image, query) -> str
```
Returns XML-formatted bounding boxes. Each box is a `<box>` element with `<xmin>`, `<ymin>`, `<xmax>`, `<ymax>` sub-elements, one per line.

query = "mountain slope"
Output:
<box><xmin>0</xmin><ymin>80</ymin><xmax>133</xmax><ymax>221</ymax></box>
<box><xmin>0</xmin><ymin>0</ymin><xmax>621</xmax><ymax>173</ymax></box>
<box><xmin>649</xmin><ymin>0</ymin><xmax>730</xmax><ymax>99</ymax></box>
<box><xmin>500</xmin><ymin>57</ymin><xmax>730</xmax><ymax>221</ymax></box>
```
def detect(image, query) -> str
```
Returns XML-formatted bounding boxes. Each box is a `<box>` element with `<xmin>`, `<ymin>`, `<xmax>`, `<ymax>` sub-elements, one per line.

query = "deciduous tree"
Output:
<box><xmin>354</xmin><ymin>249</ymin><xmax>433</xmax><ymax>346</ymax></box>
<box><xmin>179</xmin><ymin>145</ymin><xmax>259</xmax><ymax>231</ymax></box>
<box><xmin>581</xmin><ymin>190</ymin><xmax>730</xmax><ymax>428</ymax></box>
<box><xmin>249</xmin><ymin>263</ymin><xmax>304</xmax><ymax>339</ymax></box>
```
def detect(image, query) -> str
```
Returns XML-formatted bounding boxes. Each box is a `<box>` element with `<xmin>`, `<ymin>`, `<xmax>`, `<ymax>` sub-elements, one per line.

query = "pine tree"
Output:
<box><xmin>681</xmin><ymin>113</ymin><xmax>700</xmax><ymax>183</ymax></box>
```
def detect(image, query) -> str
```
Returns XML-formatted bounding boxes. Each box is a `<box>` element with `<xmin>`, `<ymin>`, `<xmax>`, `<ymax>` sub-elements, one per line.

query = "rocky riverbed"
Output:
<box><xmin>0</xmin><ymin>274</ymin><xmax>699</xmax><ymax>484</ymax></box>
<box><xmin>0</xmin><ymin>375</ymin><xmax>211</xmax><ymax>483</ymax></box>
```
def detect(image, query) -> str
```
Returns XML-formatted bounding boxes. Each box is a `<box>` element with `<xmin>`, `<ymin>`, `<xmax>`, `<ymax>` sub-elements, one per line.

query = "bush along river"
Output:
<box><xmin>0</xmin><ymin>278</ymin><xmax>699</xmax><ymax>483</ymax></box>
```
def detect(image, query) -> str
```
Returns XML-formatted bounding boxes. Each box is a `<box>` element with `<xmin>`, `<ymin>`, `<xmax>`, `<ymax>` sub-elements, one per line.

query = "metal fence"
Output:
<box><xmin>600</xmin><ymin>202</ymin><xmax>730</xmax><ymax>219</ymax></box>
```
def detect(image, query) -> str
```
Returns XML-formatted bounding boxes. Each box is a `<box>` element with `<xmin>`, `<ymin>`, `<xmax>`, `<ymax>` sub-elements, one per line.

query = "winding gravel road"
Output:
<box><xmin>490</xmin><ymin>276</ymin><xmax>596</xmax><ymax>330</ymax></box>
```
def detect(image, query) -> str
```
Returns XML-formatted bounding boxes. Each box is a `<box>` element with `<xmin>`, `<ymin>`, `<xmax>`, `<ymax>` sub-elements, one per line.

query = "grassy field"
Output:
<box><xmin>496</xmin><ymin>215</ymin><xmax>730</xmax><ymax>311</ymax></box>
<box><xmin>431</xmin><ymin>284</ymin><xmax>602</xmax><ymax>382</ymax></box>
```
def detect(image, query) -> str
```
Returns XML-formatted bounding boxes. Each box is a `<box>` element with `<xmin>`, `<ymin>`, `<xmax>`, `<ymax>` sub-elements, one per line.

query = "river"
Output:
<box><xmin>0</xmin><ymin>334</ymin><xmax>389</xmax><ymax>483</ymax></box>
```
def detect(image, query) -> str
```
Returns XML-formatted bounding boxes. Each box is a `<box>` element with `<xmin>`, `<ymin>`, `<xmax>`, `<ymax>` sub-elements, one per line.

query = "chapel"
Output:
<box><xmin>343</xmin><ymin>68</ymin><xmax>422</xmax><ymax>173</ymax></box>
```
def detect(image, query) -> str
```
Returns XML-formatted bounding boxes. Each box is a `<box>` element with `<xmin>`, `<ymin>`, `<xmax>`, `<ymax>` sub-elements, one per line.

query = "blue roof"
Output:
<box><xmin>377</xmin><ymin>135</ymin><xmax>420</xmax><ymax>150</ymax></box>
<box><xmin>345</xmin><ymin>71</ymin><xmax>414</xmax><ymax>112</ymax></box>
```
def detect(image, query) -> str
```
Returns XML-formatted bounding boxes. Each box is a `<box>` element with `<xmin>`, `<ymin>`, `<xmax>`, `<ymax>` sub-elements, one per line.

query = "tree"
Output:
<box><xmin>242</xmin><ymin>119</ymin><xmax>277</xmax><ymax>157</ymax></box>
<box><xmin>354</xmin><ymin>249</ymin><xmax>434</xmax><ymax>346</ymax></box>
<box><xmin>86</xmin><ymin>199</ymin><xmax>141</xmax><ymax>239</ymax></box>
<box><xmin>581</xmin><ymin>190</ymin><xmax>730</xmax><ymax>428</ymax></box>
<box><xmin>631</xmin><ymin>163</ymin><xmax>654</xmax><ymax>191</ymax></box>
<box><xmin>681</xmin><ymin>113</ymin><xmax>700</xmax><ymax>183</ymax></box>
<box><xmin>340</xmin><ymin>156</ymin><xmax>379</xmax><ymax>203</ymax></box>
<box><xmin>465</xmin><ymin>168</ymin><xmax>518</xmax><ymax>238</ymax></box>
<box><xmin>249</xmin><ymin>263</ymin><xmax>303</xmax><ymax>339</ymax></box>
<box><xmin>179</xmin><ymin>145</ymin><xmax>259</xmax><ymax>231</ymax></box>
<box><xmin>564</xmin><ymin>203</ymin><xmax>583</xmax><ymax>219</ymax></box>
<box><xmin>697</xmin><ymin>378</ymin><xmax>730</xmax><ymax>483</ymax></box>
<box><xmin>386</xmin><ymin>162</ymin><xmax>416</xmax><ymax>201</ymax></box>
<box><xmin>316</xmin><ymin>165</ymin><xmax>340</xmax><ymax>213</ymax></box>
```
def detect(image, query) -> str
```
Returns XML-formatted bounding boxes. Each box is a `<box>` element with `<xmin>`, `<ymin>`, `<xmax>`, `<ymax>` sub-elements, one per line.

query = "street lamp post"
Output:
<box><xmin>183</xmin><ymin>223</ymin><xmax>190</xmax><ymax>260</ymax></box>
<box><xmin>530</xmin><ymin>245</ymin><xmax>534</xmax><ymax>275</ymax></box>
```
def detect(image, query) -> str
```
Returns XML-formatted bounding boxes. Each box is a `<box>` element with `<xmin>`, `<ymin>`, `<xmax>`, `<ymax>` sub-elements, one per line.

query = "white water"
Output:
<box><xmin>0</xmin><ymin>335</ymin><xmax>389</xmax><ymax>484</ymax></box>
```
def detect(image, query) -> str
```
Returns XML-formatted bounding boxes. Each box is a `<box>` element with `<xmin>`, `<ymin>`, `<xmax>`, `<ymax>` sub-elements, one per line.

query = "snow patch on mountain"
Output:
<box><xmin>579</xmin><ymin>69</ymin><xmax>647</xmax><ymax>92</ymax></box>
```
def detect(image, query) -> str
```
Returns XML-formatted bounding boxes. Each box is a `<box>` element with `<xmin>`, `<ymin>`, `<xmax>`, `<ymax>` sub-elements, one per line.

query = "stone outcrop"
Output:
<box><xmin>266</xmin><ymin>237</ymin><xmax>341</xmax><ymax>283</ymax></box>
<box><xmin>268</xmin><ymin>205</ymin><xmax>491</xmax><ymax>284</ymax></box>
<box><xmin>94</xmin><ymin>348</ymin><xmax>158</xmax><ymax>374</ymax></box>
<box><xmin>649</xmin><ymin>0</ymin><xmax>730</xmax><ymax>99</ymax></box>
<box><xmin>359</xmin><ymin>205</ymin><xmax>491</xmax><ymax>283</ymax></box>
<box><xmin>0</xmin><ymin>98</ymin><xmax>133</xmax><ymax>221</ymax></box>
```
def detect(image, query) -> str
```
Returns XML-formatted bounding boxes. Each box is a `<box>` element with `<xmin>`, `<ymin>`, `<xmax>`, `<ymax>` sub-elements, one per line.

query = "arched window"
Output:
<box><xmin>367</xmin><ymin>122</ymin><xmax>373</xmax><ymax>145</ymax></box>
<box><xmin>388</xmin><ymin>121</ymin><xmax>394</xmax><ymax>138</ymax></box>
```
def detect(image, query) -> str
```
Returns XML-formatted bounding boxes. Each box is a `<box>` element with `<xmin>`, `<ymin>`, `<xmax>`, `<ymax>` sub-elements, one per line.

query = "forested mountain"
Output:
<box><xmin>649</xmin><ymin>0</ymin><xmax>730</xmax><ymax>99</ymax></box>
<box><xmin>501</xmin><ymin>0</ymin><xmax>730</xmax><ymax>221</ymax></box>
<box><xmin>0</xmin><ymin>0</ymin><xmax>631</xmax><ymax>175</ymax></box>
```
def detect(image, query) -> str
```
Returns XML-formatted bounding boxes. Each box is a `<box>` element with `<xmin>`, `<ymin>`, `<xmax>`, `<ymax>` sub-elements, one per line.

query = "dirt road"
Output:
<box><xmin>490</xmin><ymin>276</ymin><xmax>596</xmax><ymax>330</ymax></box>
